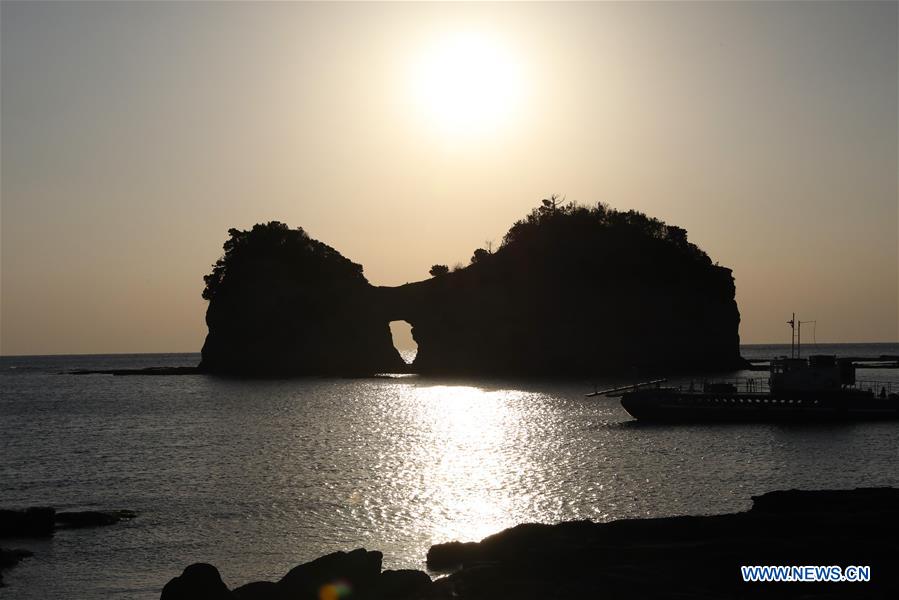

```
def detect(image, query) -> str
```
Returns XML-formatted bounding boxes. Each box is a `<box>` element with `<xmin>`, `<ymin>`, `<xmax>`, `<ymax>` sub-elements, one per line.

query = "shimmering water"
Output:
<box><xmin>1</xmin><ymin>346</ymin><xmax>898</xmax><ymax>598</ymax></box>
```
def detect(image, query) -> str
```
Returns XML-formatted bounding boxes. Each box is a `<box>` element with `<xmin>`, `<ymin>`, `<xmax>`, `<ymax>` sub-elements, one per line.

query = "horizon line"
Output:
<box><xmin>3</xmin><ymin>341</ymin><xmax>899</xmax><ymax>360</ymax></box>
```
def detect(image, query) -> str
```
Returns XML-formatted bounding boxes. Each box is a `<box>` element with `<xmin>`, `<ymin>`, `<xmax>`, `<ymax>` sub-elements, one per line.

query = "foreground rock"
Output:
<box><xmin>161</xmin><ymin>563</ymin><xmax>233</xmax><ymax>600</ymax></box>
<box><xmin>427</xmin><ymin>487</ymin><xmax>899</xmax><ymax>599</ymax></box>
<box><xmin>162</xmin><ymin>549</ymin><xmax>429</xmax><ymax>600</ymax></box>
<box><xmin>163</xmin><ymin>488</ymin><xmax>898</xmax><ymax>599</ymax></box>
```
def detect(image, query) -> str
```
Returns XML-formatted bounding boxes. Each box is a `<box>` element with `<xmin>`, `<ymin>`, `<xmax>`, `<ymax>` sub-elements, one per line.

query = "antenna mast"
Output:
<box><xmin>787</xmin><ymin>313</ymin><xmax>795</xmax><ymax>358</ymax></box>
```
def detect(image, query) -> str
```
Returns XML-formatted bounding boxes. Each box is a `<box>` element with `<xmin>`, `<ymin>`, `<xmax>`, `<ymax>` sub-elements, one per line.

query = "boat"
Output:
<box><xmin>613</xmin><ymin>315</ymin><xmax>899</xmax><ymax>422</ymax></box>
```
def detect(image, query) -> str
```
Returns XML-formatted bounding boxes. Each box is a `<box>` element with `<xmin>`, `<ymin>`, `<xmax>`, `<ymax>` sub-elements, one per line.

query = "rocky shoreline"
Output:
<box><xmin>4</xmin><ymin>489</ymin><xmax>895</xmax><ymax>595</ymax></box>
<box><xmin>159</xmin><ymin>487</ymin><xmax>897</xmax><ymax>599</ymax></box>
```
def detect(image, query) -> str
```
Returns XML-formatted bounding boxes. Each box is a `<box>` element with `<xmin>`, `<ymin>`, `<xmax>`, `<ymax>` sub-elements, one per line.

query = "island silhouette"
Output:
<box><xmin>199</xmin><ymin>199</ymin><xmax>743</xmax><ymax>376</ymax></box>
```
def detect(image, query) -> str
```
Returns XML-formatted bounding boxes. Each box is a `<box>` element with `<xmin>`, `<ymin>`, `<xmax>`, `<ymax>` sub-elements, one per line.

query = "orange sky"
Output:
<box><xmin>2</xmin><ymin>1</ymin><xmax>896</xmax><ymax>355</ymax></box>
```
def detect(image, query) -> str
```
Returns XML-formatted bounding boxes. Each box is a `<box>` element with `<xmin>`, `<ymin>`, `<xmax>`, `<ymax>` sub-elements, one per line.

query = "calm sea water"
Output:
<box><xmin>2</xmin><ymin>344</ymin><xmax>898</xmax><ymax>598</ymax></box>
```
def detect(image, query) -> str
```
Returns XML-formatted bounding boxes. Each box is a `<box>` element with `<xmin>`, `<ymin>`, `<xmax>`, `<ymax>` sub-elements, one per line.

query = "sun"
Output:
<box><xmin>411</xmin><ymin>31</ymin><xmax>527</xmax><ymax>138</ymax></box>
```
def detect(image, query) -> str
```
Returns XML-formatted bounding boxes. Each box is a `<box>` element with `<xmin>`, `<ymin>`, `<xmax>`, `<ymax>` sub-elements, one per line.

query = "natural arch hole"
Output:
<box><xmin>389</xmin><ymin>320</ymin><xmax>418</xmax><ymax>364</ymax></box>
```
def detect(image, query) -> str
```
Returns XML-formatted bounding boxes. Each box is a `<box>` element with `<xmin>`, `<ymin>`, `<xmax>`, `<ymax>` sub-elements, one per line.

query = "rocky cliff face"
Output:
<box><xmin>200</xmin><ymin>203</ymin><xmax>742</xmax><ymax>376</ymax></box>
<box><xmin>199</xmin><ymin>222</ymin><xmax>405</xmax><ymax>376</ymax></box>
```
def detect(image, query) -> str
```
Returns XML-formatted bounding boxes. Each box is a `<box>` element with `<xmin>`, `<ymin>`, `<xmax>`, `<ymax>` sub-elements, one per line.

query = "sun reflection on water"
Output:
<box><xmin>405</xmin><ymin>384</ymin><xmax>533</xmax><ymax>544</ymax></box>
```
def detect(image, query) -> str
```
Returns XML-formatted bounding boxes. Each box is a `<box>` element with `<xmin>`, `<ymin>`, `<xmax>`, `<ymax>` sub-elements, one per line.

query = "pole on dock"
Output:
<box><xmin>788</xmin><ymin>313</ymin><xmax>796</xmax><ymax>359</ymax></box>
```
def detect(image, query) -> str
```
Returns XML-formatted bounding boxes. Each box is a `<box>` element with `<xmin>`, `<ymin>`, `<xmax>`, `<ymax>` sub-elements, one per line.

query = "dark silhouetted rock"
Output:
<box><xmin>231</xmin><ymin>581</ymin><xmax>279</xmax><ymax>600</ymax></box>
<box><xmin>387</xmin><ymin>201</ymin><xmax>743</xmax><ymax>375</ymax></box>
<box><xmin>0</xmin><ymin>547</ymin><xmax>33</xmax><ymax>569</ymax></box>
<box><xmin>375</xmin><ymin>569</ymin><xmax>432</xmax><ymax>599</ymax></box>
<box><xmin>426</xmin><ymin>541</ymin><xmax>482</xmax><ymax>570</ymax></box>
<box><xmin>161</xmin><ymin>563</ymin><xmax>234</xmax><ymax>600</ymax></box>
<box><xmin>0</xmin><ymin>506</ymin><xmax>136</xmax><ymax>540</ymax></box>
<box><xmin>55</xmin><ymin>509</ymin><xmax>137</xmax><ymax>529</ymax></box>
<box><xmin>160</xmin><ymin>488</ymin><xmax>899</xmax><ymax>599</ymax></box>
<box><xmin>750</xmin><ymin>487</ymin><xmax>899</xmax><ymax>514</ymax></box>
<box><xmin>199</xmin><ymin>202</ymin><xmax>743</xmax><ymax>377</ymax></box>
<box><xmin>0</xmin><ymin>507</ymin><xmax>55</xmax><ymax>538</ymax></box>
<box><xmin>277</xmin><ymin>548</ymin><xmax>382</xmax><ymax>599</ymax></box>
<box><xmin>199</xmin><ymin>222</ymin><xmax>406</xmax><ymax>376</ymax></box>
<box><xmin>175</xmin><ymin>549</ymin><xmax>408</xmax><ymax>600</ymax></box>
<box><xmin>424</xmin><ymin>487</ymin><xmax>899</xmax><ymax>599</ymax></box>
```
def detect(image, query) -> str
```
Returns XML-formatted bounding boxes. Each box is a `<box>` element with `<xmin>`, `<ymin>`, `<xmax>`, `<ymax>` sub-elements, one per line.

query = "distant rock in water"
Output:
<box><xmin>1</xmin><ymin>507</ymin><xmax>134</xmax><ymax>590</ymax></box>
<box><xmin>0</xmin><ymin>507</ymin><xmax>55</xmax><ymax>538</ymax></box>
<box><xmin>200</xmin><ymin>201</ymin><xmax>743</xmax><ymax>376</ymax></box>
<box><xmin>0</xmin><ymin>507</ymin><xmax>137</xmax><ymax>538</ymax></box>
<box><xmin>0</xmin><ymin>548</ymin><xmax>34</xmax><ymax>588</ymax></box>
<box><xmin>55</xmin><ymin>509</ymin><xmax>136</xmax><ymax>529</ymax></box>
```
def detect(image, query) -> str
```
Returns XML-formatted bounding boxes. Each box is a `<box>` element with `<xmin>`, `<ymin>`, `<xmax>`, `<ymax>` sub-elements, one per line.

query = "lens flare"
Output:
<box><xmin>319</xmin><ymin>581</ymin><xmax>352</xmax><ymax>600</ymax></box>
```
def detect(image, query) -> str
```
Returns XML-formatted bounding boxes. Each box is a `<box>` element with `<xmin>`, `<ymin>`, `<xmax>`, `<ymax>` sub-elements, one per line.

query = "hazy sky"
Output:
<box><xmin>2</xmin><ymin>1</ymin><xmax>897</xmax><ymax>355</ymax></box>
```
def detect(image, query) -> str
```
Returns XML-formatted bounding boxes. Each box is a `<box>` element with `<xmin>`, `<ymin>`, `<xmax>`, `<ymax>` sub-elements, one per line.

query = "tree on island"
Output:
<box><xmin>470</xmin><ymin>248</ymin><xmax>491</xmax><ymax>264</ymax></box>
<box><xmin>429</xmin><ymin>264</ymin><xmax>449</xmax><ymax>277</ymax></box>
<box><xmin>498</xmin><ymin>199</ymin><xmax>711</xmax><ymax>265</ymax></box>
<box><xmin>202</xmin><ymin>221</ymin><xmax>367</xmax><ymax>302</ymax></box>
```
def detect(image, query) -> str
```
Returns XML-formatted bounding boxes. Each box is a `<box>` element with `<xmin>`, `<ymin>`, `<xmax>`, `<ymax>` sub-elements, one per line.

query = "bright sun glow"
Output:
<box><xmin>411</xmin><ymin>31</ymin><xmax>527</xmax><ymax>138</ymax></box>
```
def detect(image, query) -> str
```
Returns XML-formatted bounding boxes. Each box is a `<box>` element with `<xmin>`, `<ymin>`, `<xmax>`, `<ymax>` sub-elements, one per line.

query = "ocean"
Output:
<box><xmin>1</xmin><ymin>344</ymin><xmax>898</xmax><ymax>598</ymax></box>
